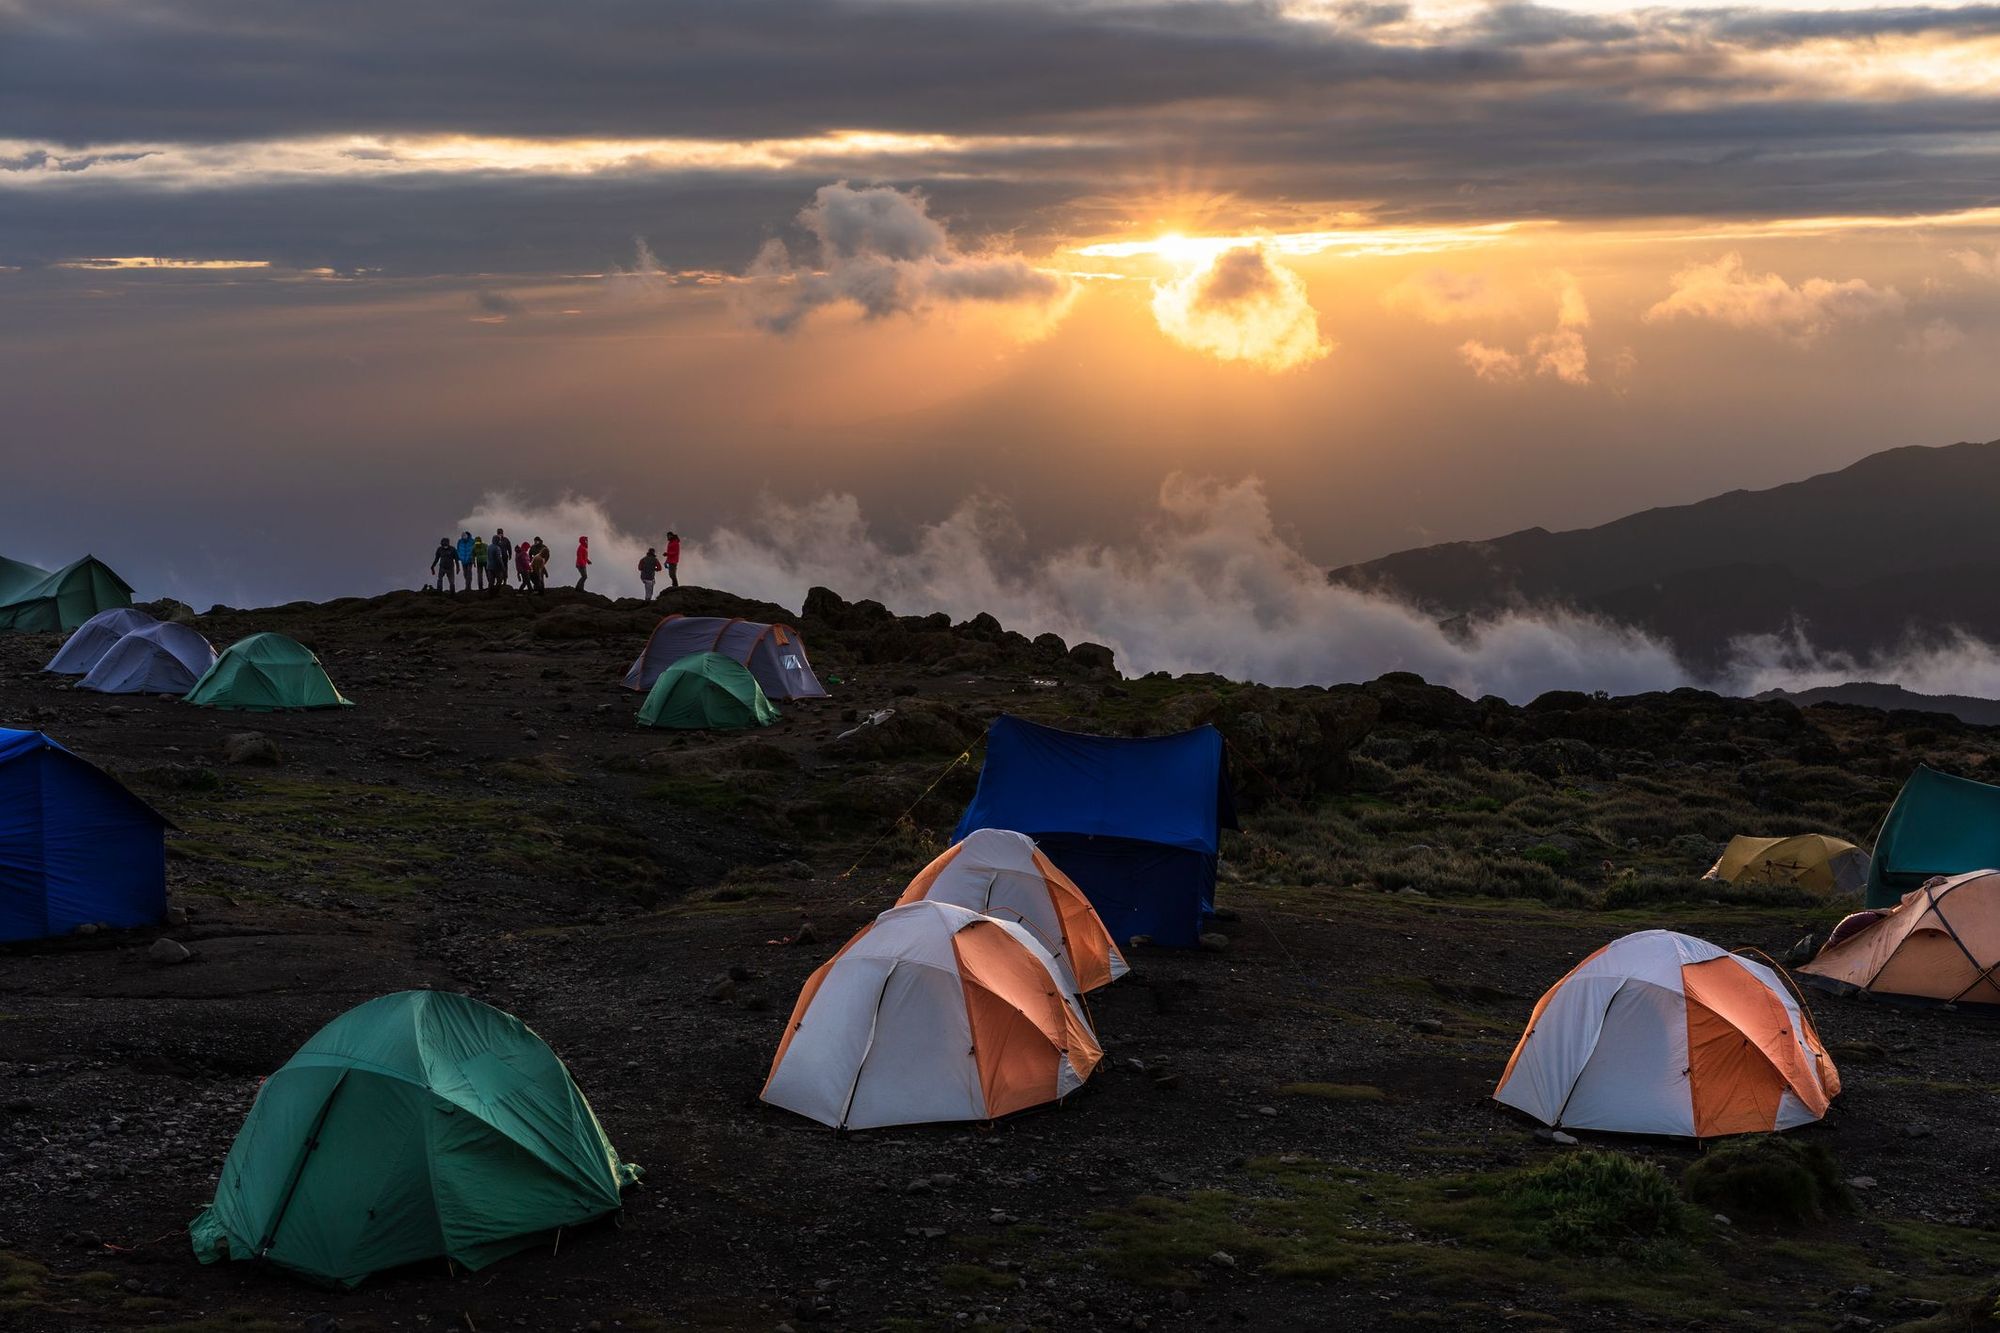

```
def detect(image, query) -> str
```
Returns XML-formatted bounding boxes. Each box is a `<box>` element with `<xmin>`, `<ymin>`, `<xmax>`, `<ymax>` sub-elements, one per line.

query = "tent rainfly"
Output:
<box><xmin>185</xmin><ymin>632</ymin><xmax>353</xmax><ymax>710</ymax></box>
<box><xmin>0</xmin><ymin>556</ymin><xmax>136</xmax><ymax>634</ymax></box>
<box><xmin>1494</xmin><ymin>929</ymin><xmax>1840</xmax><ymax>1138</ymax></box>
<box><xmin>637</xmin><ymin>651</ymin><xmax>780</xmax><ymax>729</ymax></box>
<box><xmin>1864</xmin><ymin>766</ymin><xmax>2000</xmax><ymax>908</ymax></box>
<box><xmin>1705</xmin><ymin>834</ymin><xmax>1870</xmax><ymax>896</ymax></box>
<box><xmin>896</xmin><ymin>828</ymin><xmax>1129</xmax><ymax>992</ymax></box>
<box><xmin>1801</xmin><ymin>870</ymin><xmax>2000</xmax><ymax>1004</ymax></box>
<box><xmin>0</xmin><ymin>729</ymin><xmax>170</xmax><ymax>942</ymax></box>
<box><xmin>953</xmin><ymin>716</ymin><xmax>1237</xmax><ymax>948</ymax></box>
<box><xmin>191</xmin><ymin>990</ymin><xmax>640</xmax><ymax>1287</ymax></box>
<box><xmin>43</xmin><ymin>607</ymin><xmax>158</xmax><ymax>675</ymax></box>
<box><xmin>622</xmin><ymin>615</ymin><xmax>826</xmax><ymax>700</ymax></box>
<box><xmin>78</xmin><ymin>622</ymin><xmax>218</xmax><ymax>695</ymax></box>
<box><xmin>761</xmin><ymin>901</ymin><xmax>1102</xmax><ymax>1130</ymax></box>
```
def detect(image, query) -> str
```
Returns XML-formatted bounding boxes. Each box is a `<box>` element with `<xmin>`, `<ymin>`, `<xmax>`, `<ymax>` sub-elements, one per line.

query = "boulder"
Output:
<box><xmin>1067</xmin><ymin>641</ymin><xmax>1117</xmax><ymax>674</ymax></box>
<box><xmin>221</xmin><ymin>733</ymin><xmax>282</xmax><ymax>766</ymax></box>
<box><xmin>147</xmin><ymin>939</ymin><xmax>192</xmax><ymax>967</ymax></box>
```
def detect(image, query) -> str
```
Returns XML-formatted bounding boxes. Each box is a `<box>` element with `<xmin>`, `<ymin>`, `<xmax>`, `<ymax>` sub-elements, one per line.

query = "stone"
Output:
<box><xmin>793</xmin><ymin>922</ymin><xmax>819</xmax><ymax>946</ymax></box>
<box><xmin>1198</xmin><ymin>932</ymin><xmax>1230</xmax><ymax>953</ymax></box>
<box><xmin>1413</xmin><ymin>1018</ymin><xmax>1445</xmax><ymax>1035</ymax></box>
<box><xmin>146</xmin><ymin>938</ymin><xmax>192</xmax><ymax>967</ymax></box>
<box><xmin>1903</xmin><ymin>1122</ymin><xmax>1934</xmax><ymax>1139</ymax></box>
<box><xmin>1847</xmin><ymin>1176</ymin><xmax>1878</xmax><ymax>1191</ymax></box>
<box><xmin>221</xmin><ymin>732</ymin><xmax>282</xmax><ymax>766</ymax></box>
<box><xmin>704</xmin><ymin>975</ymin><xmax>738</xmax><ymax>1002</ymax></box>
<box><xmin>303</xmin><ymin>1316</ymin><xmax>341</xmax><ymax>1333</ymax></box>
<box><xmin>164</xmin><ymin>905</ymin><xmax>189</xmax><ymax>927</ymax></box>
<box><xmin>1067</xmin><ymin>641</ymin><xmax>1117</xmax><ymax>673</ymax></box>
<box><xmin>1255</xmin><ymin>1105</ymin><xmax>1277</xmax><ymax>1117</ymax></box>
<box><xmin>73</xmin><ymin>922</ymin><xmax>99</xmax><ymax>938</ymax></box>
<box><xmin>1206</xmin><ymin>1250</ymin><xmax>1236</xmax><ymax>1270</ymax></box>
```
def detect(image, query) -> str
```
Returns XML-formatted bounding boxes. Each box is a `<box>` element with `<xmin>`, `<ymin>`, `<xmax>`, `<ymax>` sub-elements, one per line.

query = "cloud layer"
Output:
<box><xmin>1645</xmin><ymin>252</ymin><xmax>1905</xmax><ymax>342</ymax></box>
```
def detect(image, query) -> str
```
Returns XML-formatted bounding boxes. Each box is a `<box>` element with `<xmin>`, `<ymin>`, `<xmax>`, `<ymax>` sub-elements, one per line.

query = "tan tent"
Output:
<box><xmin>1799</xmin><ymin>870</ymin><xmax>2000</xmax><ymax>1004</ymax></box>
<box><xmin>1704</xmin><ymin>834</ymin><xmax>1869</xmax><ymax>895</ymax></box>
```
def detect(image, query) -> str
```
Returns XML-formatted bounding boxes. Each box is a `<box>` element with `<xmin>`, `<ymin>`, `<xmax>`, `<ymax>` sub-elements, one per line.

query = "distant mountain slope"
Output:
<box><xmin>1329</xmin><ymin>438</ymin><xmax>2000</xmax><ymax>666</ymax></box>
<box><xmin>1759</xmin><ymin>683</ymin><xmax>2000</xmax><ymax>728</ymax></box>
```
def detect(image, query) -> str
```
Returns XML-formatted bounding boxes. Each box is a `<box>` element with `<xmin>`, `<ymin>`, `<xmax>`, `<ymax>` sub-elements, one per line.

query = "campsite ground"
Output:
<box><xmin>4</xmin><ymin>586</ymin><xmax>2000</xmax><ymax>1332</ymax></box>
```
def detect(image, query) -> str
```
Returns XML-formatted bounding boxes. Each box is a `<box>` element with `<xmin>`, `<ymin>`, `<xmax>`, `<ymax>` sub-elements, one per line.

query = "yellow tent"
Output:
<box><xmin>1705</xmin><ymin>834</ymin><xmax>1869</xmax><ymax>895</ymax></box>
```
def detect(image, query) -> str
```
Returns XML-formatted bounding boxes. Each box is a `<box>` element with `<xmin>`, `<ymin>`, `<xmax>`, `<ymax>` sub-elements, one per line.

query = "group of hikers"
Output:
<box><xmin>429</xmin><ymin>530</ymin><xmax>681</xmax><ymax>596</ymax></box>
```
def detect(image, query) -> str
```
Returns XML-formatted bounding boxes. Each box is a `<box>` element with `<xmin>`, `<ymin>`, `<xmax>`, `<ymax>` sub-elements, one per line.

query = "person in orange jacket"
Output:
<box><xmin>574</xmin><ymin>535</ymin><xmax>590</xmax><ymax>590</ymax></box>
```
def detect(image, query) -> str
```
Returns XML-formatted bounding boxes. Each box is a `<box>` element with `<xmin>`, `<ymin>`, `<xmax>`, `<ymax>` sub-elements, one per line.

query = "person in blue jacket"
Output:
<box><xmin>455</xmin><ymin>532</ymin><xmax>476</xmax><ymax>592</ymax></box>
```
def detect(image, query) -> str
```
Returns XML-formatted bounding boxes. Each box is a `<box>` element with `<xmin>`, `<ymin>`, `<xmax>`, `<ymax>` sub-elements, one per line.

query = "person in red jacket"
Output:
<box><xmin>664</xmin><ymin>531</ymin><xmax>681</xmax><ymax>589</ymax></box>
<box><xmin>574</xmin><ymin>536</ymin><xmax>590</xmax><ymax>590</ymax></box>
<box><xmin>514</xmin><ymin>537</ymin><xmax>532</xmax><ymax>588</ymax></box>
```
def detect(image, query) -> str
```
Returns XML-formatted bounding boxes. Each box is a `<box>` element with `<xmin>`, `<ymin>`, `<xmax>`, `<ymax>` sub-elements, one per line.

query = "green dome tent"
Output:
<box><xmin>185</xmin><ymin>632</ymin><xmax>353</xmax><ymax>710</ymax></box>
<box><xmin>637</xmin><ymin>651</ymin><xmax>780</xmax><ymax>730</ymax></box>
<box><xmin>191</xmin><ymin>991</ymin><xmax>640</xmax><ymax>1287</ymax></box>
<box><xmin>0</xmin><ymin>556</ymin><xmax>135</xmax><ymax>633</ymax></box>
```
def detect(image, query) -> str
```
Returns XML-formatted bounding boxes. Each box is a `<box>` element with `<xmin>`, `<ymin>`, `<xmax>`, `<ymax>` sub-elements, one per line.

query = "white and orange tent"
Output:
<box><xmin>1800</xmin><ymin>870</ymin><xmax>2000</xmax><ymax>1004</ymax></box>
<box><xmin>895</xmin><ymin>829</ymin><xmax>1129</xmax><ymax>993</ymax></box>
<box><xmin>1494</xmin><ymin>930</ymin><xmax>1840</xmax><ymax>1138</ymax></box>
<box><xmin>762</xmin><ymin>901</ymin><xmax>1103</xmax><ymax>1130</ymax></box>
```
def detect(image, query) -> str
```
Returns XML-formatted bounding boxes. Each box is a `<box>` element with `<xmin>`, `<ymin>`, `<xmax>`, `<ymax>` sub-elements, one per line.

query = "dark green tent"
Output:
<box><xmin>191</xmin><ymin>991</ymin><xmax>640</xmax><ymax>1287</ymax></box>
<box><xmin>1865</xmin><ymin>765</ymin><xmax>2000</xmax><ymax>907</ymax></box>
<box><xmin>0</xmin><ymin>556</ymin><xmax>134</xmax><ymax>633</ymax></box>
<box><xmin>637</xmin><ymin>651</ymin><xmax>780</xmax><ymax>730</ymax></box>
<box><xmin>185</xmin><ymin>632</ymin><xmax>353</xmax><ymax>710</ymax></box>
<box><xmin>0</xmin><ymin>556</ymin><xmax>49</xmax><ymax>603</ymax></box>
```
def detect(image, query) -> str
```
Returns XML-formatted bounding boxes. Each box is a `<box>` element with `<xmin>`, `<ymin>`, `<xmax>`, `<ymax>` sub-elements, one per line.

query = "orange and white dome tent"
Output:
<box><xmin>1800</xmin><ymin>870</ymin><xmax>2000</xmax><ymax>1003</ymax></box>
<box><xmin>762</xmin><ymin>901</ymin><xmax>1104</xmax><ymax>1130</ymax></box>
<box><xmin>895</xmin><ymin>828</ymin><xmax>1129</xmax><ymax>993</ymax></box>
<box><xmin>1495</xmin><ymin>930</ymin><xmax>1840</xmax><ymax>1138</ymax></box>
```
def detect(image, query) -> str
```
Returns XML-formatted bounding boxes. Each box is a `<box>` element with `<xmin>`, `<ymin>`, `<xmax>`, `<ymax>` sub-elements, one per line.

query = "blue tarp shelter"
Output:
<box><xmin>0</xmin><ymin>730</ymin><xmax>170</xmax><ymax>941</ymax></box>
<box><xmin>953</xmin><ymin>715</ymin><xmax>1237</xmax><ymax>948</ymax></box>
<box><xmin>1866</xmin><ymin>765</ymin><xmax>2000</xmax><ymax>908</ymax></box>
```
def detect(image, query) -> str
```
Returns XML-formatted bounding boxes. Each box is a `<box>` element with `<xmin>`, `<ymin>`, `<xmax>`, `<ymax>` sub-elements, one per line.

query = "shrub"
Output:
<box><xmin>1682</xmin><ymin>1135</ymin><xmax>1849</xmax><ymax>1226</ymax></box>
<box><xmin>1507</xmin><ymin>1151</ymin><xmax>1686</xmax><ymax>1259</ymax></box>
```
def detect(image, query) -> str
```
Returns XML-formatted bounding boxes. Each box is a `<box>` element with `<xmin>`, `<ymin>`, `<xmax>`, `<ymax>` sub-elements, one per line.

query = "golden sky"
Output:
<box><xmin>3</xmin><ymin>0</ymin><xmax>1998</xmax><ymax>605</ymax></box>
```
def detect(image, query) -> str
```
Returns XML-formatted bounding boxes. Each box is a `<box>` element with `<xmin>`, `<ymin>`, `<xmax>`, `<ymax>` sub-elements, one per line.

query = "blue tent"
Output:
<box><xmin>0</xmin><ymin>730</ymin><xmax>170</xmax><ymax>942</ymax></box>
<box><xmin>953</xmin><ymin>715</ymin><xmax>1237</xmax><ymax>948</ymax></box>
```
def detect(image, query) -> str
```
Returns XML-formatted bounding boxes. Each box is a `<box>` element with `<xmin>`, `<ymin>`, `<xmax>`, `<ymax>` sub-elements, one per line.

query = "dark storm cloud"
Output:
<box><xmin>6</xmin><ymin>0</ymin><xmax>2000</xmax><ymax>274</ymax></box>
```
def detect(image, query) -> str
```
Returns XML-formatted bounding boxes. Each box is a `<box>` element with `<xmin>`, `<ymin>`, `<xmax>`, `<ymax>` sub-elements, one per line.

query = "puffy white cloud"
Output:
<box><xmin>1458</xmin><ymin>338</ymin><xmax>1523</xmax><ymax>382</ymax></box>
<box><xmin>1452</xmin><ymin>273</ymin><xmax>1593</xmax><ymax>385</ymax></box>
<box><xmin>1644</xmin><ymin>251</ymin><xmax>1904</xmax><ymax>341</ymax></box>
<box><xmin>741</xmin><ymin>182</ymin><xmax>1074</xmax><ymax>334</ymax></box>
<box><xmin>1903</xmin><ymin>317</ymin><xmax>1966</xmax><ymax>357</ymax></box>
<box><xmin>1150</xmin><ymin>244</ymin><xmax>1331</xmax><ymax>372</ymax></box>
<box><xmin>1949</xmin><ymin>247</ymin><xmax>2000</xmax><ymax>282</ymax></box>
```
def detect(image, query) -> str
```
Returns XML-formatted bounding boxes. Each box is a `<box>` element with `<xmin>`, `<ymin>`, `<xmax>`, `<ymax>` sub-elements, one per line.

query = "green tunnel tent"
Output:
<box><xmin>185</xmin><ymin>632</ymin><xmax>353</xmax><ymax>710</ymax></box>
<box><xmin>1865</xmin><ymin>765</ymin><xmax>2000</xmax><ymax>907</ymax></box>
<box><xmin>0</xmin><ymin>556</ymin><xmax>135</xmax><ymax>633</ymax></box>
<box><xmin>190</xmin><ymin>991</ymin><xmax>640</xmax><ymax>1287</ymax></box>
<box><xmin>637</xmin><ymin>652</ymin><xmax>780</xmax><ymax>730</ymax></box>
<box><xmin>0</xmin><ymin>556</ymin><xmax>50</xmax><ymax>603</ymax></box>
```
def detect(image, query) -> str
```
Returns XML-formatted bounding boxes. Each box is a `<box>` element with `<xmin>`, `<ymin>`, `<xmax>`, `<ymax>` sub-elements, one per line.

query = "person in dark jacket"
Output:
<box><xmin>430</xmin><ymin>537</ymin><xmax>457</xmax><ymax>592</ymax></box>
<box><xmin>638</xmin><ymin>547</ymin><xmax>660</xmax><ymax>600</ymax></box>
<box><xmin>664</xmin><ymin>532</ymin><xmax>681</xmax><ymax>589</ymax></box>
<box><xmin>529</xmin><ymin>538</ymin><xmax>550</xmax><ymax>593</ymax></box>
<box><xmin>488</xmin><ymin>529</ymin><xmax>512</xmax><ymax>589</ymax></box>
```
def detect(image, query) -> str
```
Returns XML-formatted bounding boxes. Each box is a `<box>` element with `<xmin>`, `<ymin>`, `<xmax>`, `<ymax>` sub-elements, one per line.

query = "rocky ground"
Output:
<box><xmin>4</xmin><ymin>585</ymin><xmax>2000</xmax><ymax>1332</ymax></box>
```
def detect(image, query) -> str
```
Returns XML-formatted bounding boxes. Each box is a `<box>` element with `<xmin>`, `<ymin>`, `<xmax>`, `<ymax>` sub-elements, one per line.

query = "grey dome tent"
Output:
<box><xmin>78</xmin><ymin>622</ymin><xmax>218</xmax><ymax>695</ymax></box>
<box><xmin>622</xmin><ymin>615</ymin><xmax>827</xmax><ymax>700</ymax></box>
<box><xmin>44</xmin><ymin>607</ymin><xmax>158</xmax><ymax>675</ymax></box>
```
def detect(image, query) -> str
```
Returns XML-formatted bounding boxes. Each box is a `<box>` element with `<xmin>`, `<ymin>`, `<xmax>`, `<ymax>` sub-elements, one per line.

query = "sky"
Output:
<box><xmin>4</xmin><ymin>0</ymin><xmax>2000</xmax><ymax>681</ymax></box>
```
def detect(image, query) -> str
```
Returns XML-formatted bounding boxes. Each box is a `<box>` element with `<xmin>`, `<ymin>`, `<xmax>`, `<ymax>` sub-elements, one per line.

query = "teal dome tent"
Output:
<box><xmin>637</xmin><ymin>652</ymin><xmax>780</xmax><ymax>729</ymax></box>
<box><xmin>185</xmin><ymin>632</ymin><xmax>353</xmax><ymax>710</ymax></box>
<box><xmin>191</xmin><ymin>991</ymin><xmax>640</xmax><ymax>1287</ymax></box>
